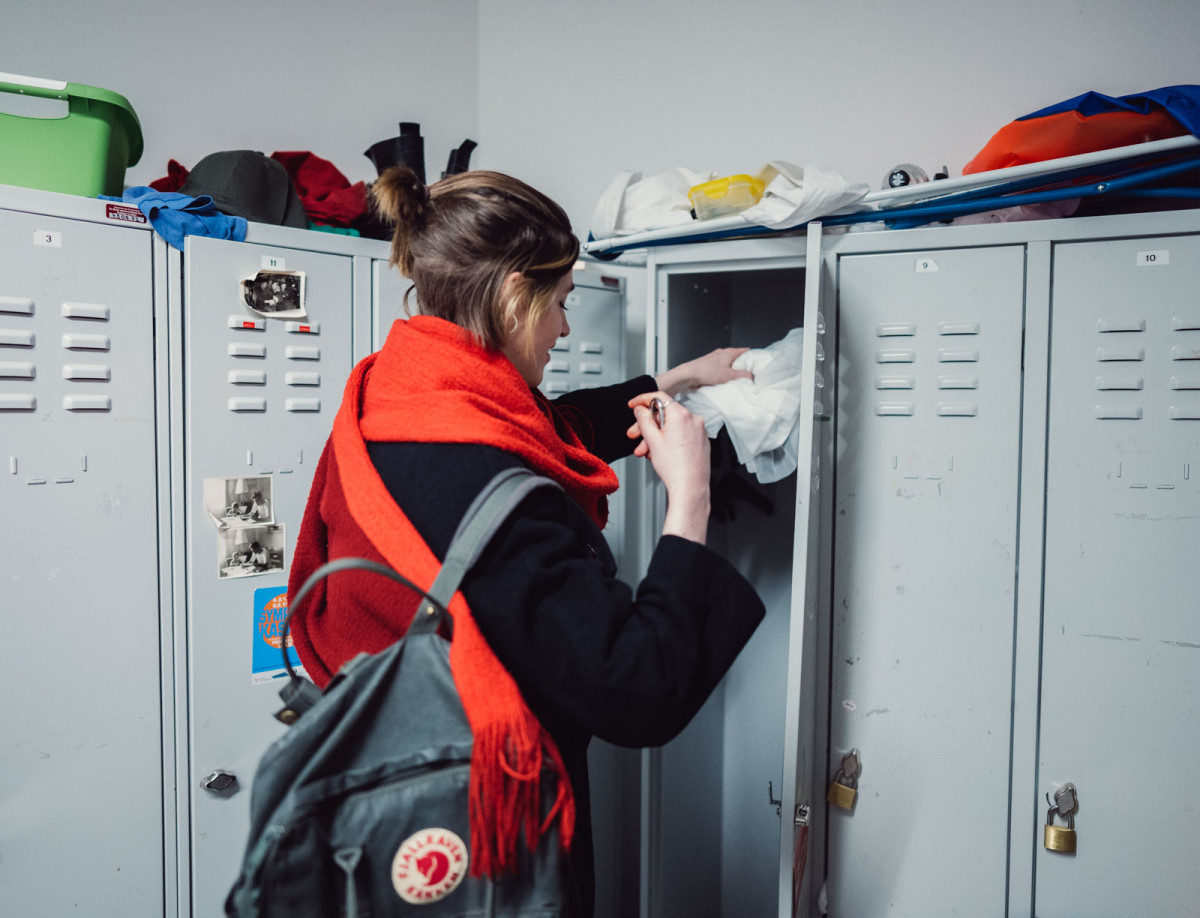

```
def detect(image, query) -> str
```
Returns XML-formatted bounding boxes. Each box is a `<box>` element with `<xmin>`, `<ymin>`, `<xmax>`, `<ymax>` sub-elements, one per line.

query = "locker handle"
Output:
<box><xmin>200</xmin><ymin>768</ymin><xmax>238</xmax><ymax>793</ymax></box>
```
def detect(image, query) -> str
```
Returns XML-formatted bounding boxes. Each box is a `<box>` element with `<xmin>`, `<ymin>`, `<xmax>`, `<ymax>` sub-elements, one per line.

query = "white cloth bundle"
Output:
<box><xmin>589</xmin><ymin>162</ymin><xmax>868</xmax><ymax>239</ymax></box>
<box><xmin>737</xmin><ymin>162</ymin><xmax>869</xmax><ymax>231</ymax></box>
<box><xmin>680</xmin><ymin>328</ymin><xmax>806</xmax><ymax>483</ymax></box>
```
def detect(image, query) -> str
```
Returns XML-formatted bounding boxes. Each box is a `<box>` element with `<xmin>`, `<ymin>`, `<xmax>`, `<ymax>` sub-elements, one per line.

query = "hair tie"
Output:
<box><xmin>418</xmin><ymin>184</ymin><xmax>431</xmax><ymax>205</ymax></box>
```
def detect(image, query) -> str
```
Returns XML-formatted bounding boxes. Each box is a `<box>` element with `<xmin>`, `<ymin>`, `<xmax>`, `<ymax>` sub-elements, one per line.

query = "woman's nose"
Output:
<box><xmin>560</xmin><ymin>314</ymin><xmax>571</xmax><ymax>338</ymax></box>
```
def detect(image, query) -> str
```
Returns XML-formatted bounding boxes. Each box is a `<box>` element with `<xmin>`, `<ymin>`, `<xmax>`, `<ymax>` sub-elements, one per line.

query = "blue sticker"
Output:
<box><xmin>252</xmin><ymin>585</ymin><xmax>303</xmax><ymax>683</ymax></box>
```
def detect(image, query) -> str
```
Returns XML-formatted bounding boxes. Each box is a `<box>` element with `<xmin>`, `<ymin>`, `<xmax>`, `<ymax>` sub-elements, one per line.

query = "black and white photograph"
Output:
<box><xmin>240</xmin><ymin>269</ymin><xmax>306</xmax><ymax>318</ymax></box>
<box><xmin>204</xmin><ymin>475</ymin><xmax>274</xmax><ymax>527</ymax></box>
<box><xmin>217</xmin><ymin>523</ymin><xmax>285</xmax><ymax>580</ymax></box>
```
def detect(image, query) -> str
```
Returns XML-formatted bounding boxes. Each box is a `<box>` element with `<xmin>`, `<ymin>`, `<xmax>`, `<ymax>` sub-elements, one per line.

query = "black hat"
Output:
<box><xmin>180</xmin><ymin>151</ymin><xmax>308</xmax><ymax>228</ymax></box>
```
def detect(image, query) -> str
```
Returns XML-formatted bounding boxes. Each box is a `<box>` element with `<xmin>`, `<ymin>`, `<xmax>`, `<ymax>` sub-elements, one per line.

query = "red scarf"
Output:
<box><xmin>291</xmin><ymin>316</ymin><xmax>618</xmax><ymax>877</ymax></box>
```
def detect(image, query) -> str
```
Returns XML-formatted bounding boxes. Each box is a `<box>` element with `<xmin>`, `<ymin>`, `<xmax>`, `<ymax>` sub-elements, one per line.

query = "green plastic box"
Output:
<box><xmin>0</xmin><ymin>72</ymin><xmax>143</xmax><ymax>197</ymax></box>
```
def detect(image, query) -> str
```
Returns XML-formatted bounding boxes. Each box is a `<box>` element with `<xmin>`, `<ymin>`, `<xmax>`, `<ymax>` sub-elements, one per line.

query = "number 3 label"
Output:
<box><xmin>34</xmin><ymin>229</ymin><xmax>62</xmax><ymax>247</ymax></box>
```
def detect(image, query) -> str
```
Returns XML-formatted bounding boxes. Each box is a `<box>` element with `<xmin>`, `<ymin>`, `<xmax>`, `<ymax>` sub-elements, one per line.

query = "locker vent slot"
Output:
<box><xmin>0</xmin><ymin>361</ymin><xmax>35</xmax><ymax>379</ymax></box>
<box><xmin>1094</xmin><ymin>405</ymin><xmax>1143</xmax><ymax>420</ymax></box>
<box><xmin>580</xmin><ymin>341</ymin><xmax>604</xmax><ymax>354</ymax></box>
<box><xmin>61</xmin><ymin>333</ymin><xmax>111</xmax><ymax>351</ymax></box>
<box><xmin>876</xmin><ymin>322</ymin><xmax>916</xmax><ymax>337</ymax></box>
<box><xmin>228</xmin><ymin>370</ymin><xmax>267</xmax><ymax>385</ymax></box>
<box><xmin>285</xmin><ymin>398</ymin><xmax>321</xmax><ymax>412</ymax></box>
<box><xmin>61</xmin><ymin>302</ymin><xmax>110</xmax><ymax>321</ymax></box>
<box><xmin>1170</xmin><ymin>346</ymin><xmax>1200</xmax><ymax>361</ymax></box>
<box><xmin>62</xmin><ymin>364</ymin><xmax>111</xmax><ymax>381</ymax></box>
<box><xmin>876</xmin><ymin>402</ymin><xmax>915</xmax><ymax>416</ymax></box>
<box><xmin>937</xmin><ymin>376</ymin><xmax>979</xmax><ymax>389</ymax></box>
<box><xmin>0</xmin><ymin>296</ymin><xmax>34</xmax><ymax>315</ymax></box>
<box><xmin>876</xmin><ymin>376</ymin><xmax>915</xmax><ymax>390</ymax></box>
<box><xmin>285</xmin><ymin>372</ymin><xmax>320</xmax><ymax>387</ymax></box>
<box><xmin>877</xmin><ymin>349</ymin><xmax>916</xmax><ymax>363</ymax></box>
<box><xmin>228</xmin><ymin>343</ymin><xmax>266</xmax><ymax>358</ymax></box>
<box><xmin>1097</xmin><ymin>318</ymin><xmax>1146</xmax><ymax>333</ymax></box>
<box><xmin>228</xmin><ymin>315</ymin><xmax>266</xmax><ymax>331</ymax></box>
<box><xmin>228</xmin><ymin>397</ymin><xmax>267</xmax><ymax>412</ymax></box>
<box><xmin>937</xmin><ymin>321</ymin><xmax>980</xmax><ymax>335</ymax></box>
<box><xmin>936</xmin><ymin>403</ymin><xmax>979</xmax><ymax>417</ymax></box>
<box><xmin>285</xmin><ymin>321</ymin><xmax>320</xmax><ymax>334</ymax></box>
<box><xmin>0</xmin><ymin>394</ymin><xmax>36</xmax><ymax>411</ymax></box>
<box><xmin>937</xmin><ymin>348</ymin><xmax>980</xmax><ymax>362</ymax></box>
<box><xmin>63</xmin><ymin>394</ymin><xmax>112</xmax><ymax>411</ymax></box>
<box><xmin>0</xmin><ymin>329</ymin><xmax>35</xmax><ymax>347</ymax></box>
<box><xmin>1096</xmin><ymin>347</ymin><xmax>1145</xmax><ymax>362</ymax></box>
<box><xmin>285</xmin><ymin>346</ymin><xmax>321</xmax><ymax>361</ymax></box>
<box><xmin>1095</xmin><ymin>376</ymin><xmax>1144</xmax><ymax>390</ymax></box>
<box><xmin>1169</xmin><ymin>375</ymin><xmax>1200</xmax><ymax>390</ymax></box>
<box><xmin>1173</xmin><ymin>316</ymin><xmax>1200</xmax><ymax>331</ymax></box>
<box><xmin>1168</xmin><ymin>406</ymin><xmax>1200</xmax><ymax>420</ymax></box>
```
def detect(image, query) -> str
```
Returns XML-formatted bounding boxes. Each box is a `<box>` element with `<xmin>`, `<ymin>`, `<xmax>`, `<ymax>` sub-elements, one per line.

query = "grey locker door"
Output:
<box><xmin>646</xmin><ymin>253</ymin><xmax>808</xmax><ymax>918</ymax></box>
<box><xmin>829</xmin><ymin>246</ymin><xmax>1025</xmax><ymax>915</ymax></box>
<box><xmin>0</xmin><ymin>209</ymin><xmax>165</xmax><ymax>914</ymax></box>
<box><xmin>183</xmin><ymin>236</ymin><xmax>355</xmax><ymax>916</ymax></box>
<box><xmin>1037</xmin><ymin>235</ymin><xmax>1200</xmax><ymax>917</ymax></box>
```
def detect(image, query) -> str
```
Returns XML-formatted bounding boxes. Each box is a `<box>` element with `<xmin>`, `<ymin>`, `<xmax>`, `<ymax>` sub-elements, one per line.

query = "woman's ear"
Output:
<box><xmin>500</xmin><ymin>270</ymin><xmax>524</xmax><ymax>300</ymax></box>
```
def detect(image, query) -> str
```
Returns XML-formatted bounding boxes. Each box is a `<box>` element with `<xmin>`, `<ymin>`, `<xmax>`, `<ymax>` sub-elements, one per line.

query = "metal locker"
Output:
<box><xmin>0</xmin><ymin>193</ymin><xmax>169</xmax><ymax>915</ymax></box>
<box><xmin>641</xmin><ymin>236</ymin><xmax>826</xmax><ymax>918</ymax></box>
<box><xmin>181</xmin><ymin>233</ymin><xmax>364</xmax><ymax>916</ymax></box>
<box><xmin>826</xmin><ymin>244</ymin><xmax>1026</xmax><ymax>914</ymax></box>
<box><xmin>1036</xmin><ymin>234</ymin><xmax>1200</xmax><ymax>917</ymax></box>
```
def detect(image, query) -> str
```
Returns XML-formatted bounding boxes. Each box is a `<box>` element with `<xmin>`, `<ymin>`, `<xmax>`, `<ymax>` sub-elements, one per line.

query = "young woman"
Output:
<box><xmin>289</xmin><ymin>166</ymin><xmax>764</xmax><ymax>915</ymax></box>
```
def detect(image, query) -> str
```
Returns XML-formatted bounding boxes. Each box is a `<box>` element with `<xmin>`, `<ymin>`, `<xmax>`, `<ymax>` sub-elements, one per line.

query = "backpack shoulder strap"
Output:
<box><xmin>277</xmin><ymin>467</ymin><xmax>559</xmax><ymax>720</ymax></box>
<box><xmin>416</xmin><ymin>467</ymin><xmax>561</xmax><ymax>630</ymax></box>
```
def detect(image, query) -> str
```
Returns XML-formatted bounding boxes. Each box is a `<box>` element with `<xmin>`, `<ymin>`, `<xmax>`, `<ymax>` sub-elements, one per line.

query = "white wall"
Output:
<box><xmin>1</xmin><ymin>0</ymin><xmax>479</xmax><ymax>192</ymax></box>
<box><xmin>478</xmin><ymin>0</ymin><xmax>1200</xmax><ymax>236</ymax></box>
<box><xmin>8</xmin><ymin>0</ymin><xmax>1198</xmax><ymax>237</ymax></box>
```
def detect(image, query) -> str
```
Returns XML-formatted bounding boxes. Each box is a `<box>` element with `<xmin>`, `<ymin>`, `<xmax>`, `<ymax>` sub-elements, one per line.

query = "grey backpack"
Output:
<box><xmin>225</xmin><ymin>468</ymin><xmax>578</xmax><ymax>917</ymax></box>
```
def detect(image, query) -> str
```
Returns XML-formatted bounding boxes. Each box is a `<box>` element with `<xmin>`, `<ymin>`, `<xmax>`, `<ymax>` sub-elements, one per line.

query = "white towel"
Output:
<box><xmin>680</xmin><ymin>328</ymin><xmax>806</xmax><ymax>483</ymax></box>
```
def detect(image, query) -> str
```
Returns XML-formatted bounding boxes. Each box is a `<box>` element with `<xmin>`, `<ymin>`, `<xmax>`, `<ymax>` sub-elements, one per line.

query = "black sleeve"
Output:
<box><xmin>551</xmin><ymin>375</ymin><xmax>657</xmax><ymax>463</ymax></box>
<box><xmin>367</xmin><ymin>440</ymin><xmax>766</xmax><ymax>749</ymax></box>
<box><xmin>466</xmin><ymin>494</ymin><xmax>765</xmax><ymax>748</ymax></box>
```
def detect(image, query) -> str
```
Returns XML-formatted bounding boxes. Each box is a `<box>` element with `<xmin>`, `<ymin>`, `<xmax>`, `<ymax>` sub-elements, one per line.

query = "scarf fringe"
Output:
<box><xmin>468</xmin><ymin>719</ymin><xmax>576</xmax><ymax>877</ymax></box>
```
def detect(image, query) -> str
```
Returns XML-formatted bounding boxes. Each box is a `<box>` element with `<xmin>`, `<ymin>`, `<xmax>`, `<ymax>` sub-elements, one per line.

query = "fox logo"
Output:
<box><xmin>392</xmin><ymin>828</ymin><xmax>468</xmax><ymax>904</ymax></box>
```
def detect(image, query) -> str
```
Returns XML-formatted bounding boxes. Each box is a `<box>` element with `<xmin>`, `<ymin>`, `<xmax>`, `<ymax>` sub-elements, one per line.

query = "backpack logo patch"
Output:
<box><xmin>392</xmin><ymin>829</ymin><xmax>468</xmax><ymax>904</ymax></box>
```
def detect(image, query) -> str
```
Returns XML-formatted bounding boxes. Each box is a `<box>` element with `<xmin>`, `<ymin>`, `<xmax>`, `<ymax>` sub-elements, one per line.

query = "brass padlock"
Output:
<box><xmin>827</xmin><ymin>750</ymin><xmax>860</xmax><ymax>811</ymax></box>
<box><xmin>1044</xmin><ymin>808</ymin><xmax>1076</xmax><ymax>853</ymax></box>
<box><xmin>827</xmin><ymin>780</ymin><xmax>857</xmax><ymax>810</ymax></box>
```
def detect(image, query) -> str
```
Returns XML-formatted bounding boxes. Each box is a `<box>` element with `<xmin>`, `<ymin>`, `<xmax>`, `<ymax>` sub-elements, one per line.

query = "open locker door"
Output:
<box><xmin>639</xmin><ymin>231</ymin><xmax>815</xmax><ymax>918</ymax></box>
<box><xmin>778</xmin><ymin>225</ymin><xmax>831</xmax><ymax>917</ymax></box>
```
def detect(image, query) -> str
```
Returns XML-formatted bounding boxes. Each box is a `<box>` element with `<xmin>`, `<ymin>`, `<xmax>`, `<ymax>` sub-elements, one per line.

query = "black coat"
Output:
<box><xmin>368</xmin><ymin>377</ymin><xmax>765</xmax><ymax>913</ymax></box>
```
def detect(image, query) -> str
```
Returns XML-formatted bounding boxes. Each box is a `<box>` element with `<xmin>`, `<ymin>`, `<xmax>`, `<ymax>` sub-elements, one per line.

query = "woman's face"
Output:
<box><xmin>503</xmin><ymin>272</ymin><xmax>573</xmax><ymax>388</ymax></box>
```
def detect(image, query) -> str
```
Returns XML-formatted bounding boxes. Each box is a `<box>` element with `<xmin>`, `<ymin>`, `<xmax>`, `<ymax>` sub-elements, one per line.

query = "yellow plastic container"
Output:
<box><xmin>688</xmin><ymin>174</ymin><xmax>764</xmax><ymax>220</ymax></box>
<box><xmin>0</xmin><ymin>72</ymin><xmax>143</xmax><ymax>197</ymax></box>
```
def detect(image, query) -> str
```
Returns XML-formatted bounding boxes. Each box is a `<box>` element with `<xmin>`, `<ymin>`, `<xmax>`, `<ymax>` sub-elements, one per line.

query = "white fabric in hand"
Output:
<box><xmin>680</xmin><ymin>327</ymin><xmax>806</xmax><ymax>483</ymax></box>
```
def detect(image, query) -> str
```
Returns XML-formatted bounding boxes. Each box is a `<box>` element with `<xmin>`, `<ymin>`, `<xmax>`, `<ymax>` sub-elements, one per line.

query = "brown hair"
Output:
<box><xmin>371</xmin><ymin>166</ymin><xmax>579</xmax><ymax>351</ymax></box>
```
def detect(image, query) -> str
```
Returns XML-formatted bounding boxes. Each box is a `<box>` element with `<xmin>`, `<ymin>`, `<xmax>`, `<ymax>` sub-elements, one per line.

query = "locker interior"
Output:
<box><xmin>646</xmin><ymin>264</ymin><xmax>808</xmax><ymax>918</ymax></box>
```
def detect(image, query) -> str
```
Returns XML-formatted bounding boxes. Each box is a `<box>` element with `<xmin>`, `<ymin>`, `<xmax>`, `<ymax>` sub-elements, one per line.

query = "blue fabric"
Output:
<box><xmin>99</xmin><ymin>187</ymin><xmax>247</xmax><ymax>250</ymax></box>
<box><xmin>1019</xmin><ymin>85</ymin><xmax>1200</xmax><ymax>136</ymax></box>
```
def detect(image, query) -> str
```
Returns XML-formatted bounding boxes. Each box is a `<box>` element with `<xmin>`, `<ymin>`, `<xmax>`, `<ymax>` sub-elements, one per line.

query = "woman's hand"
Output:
<box><xmin>627</xmin><ymin>391</ymin><xmax>711</xmax><ymax>545</ymax></box>
<box><xmin>654</xmin><ymin>347</ymin><xmax>753</xmax><ymax>398</ymax></box>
